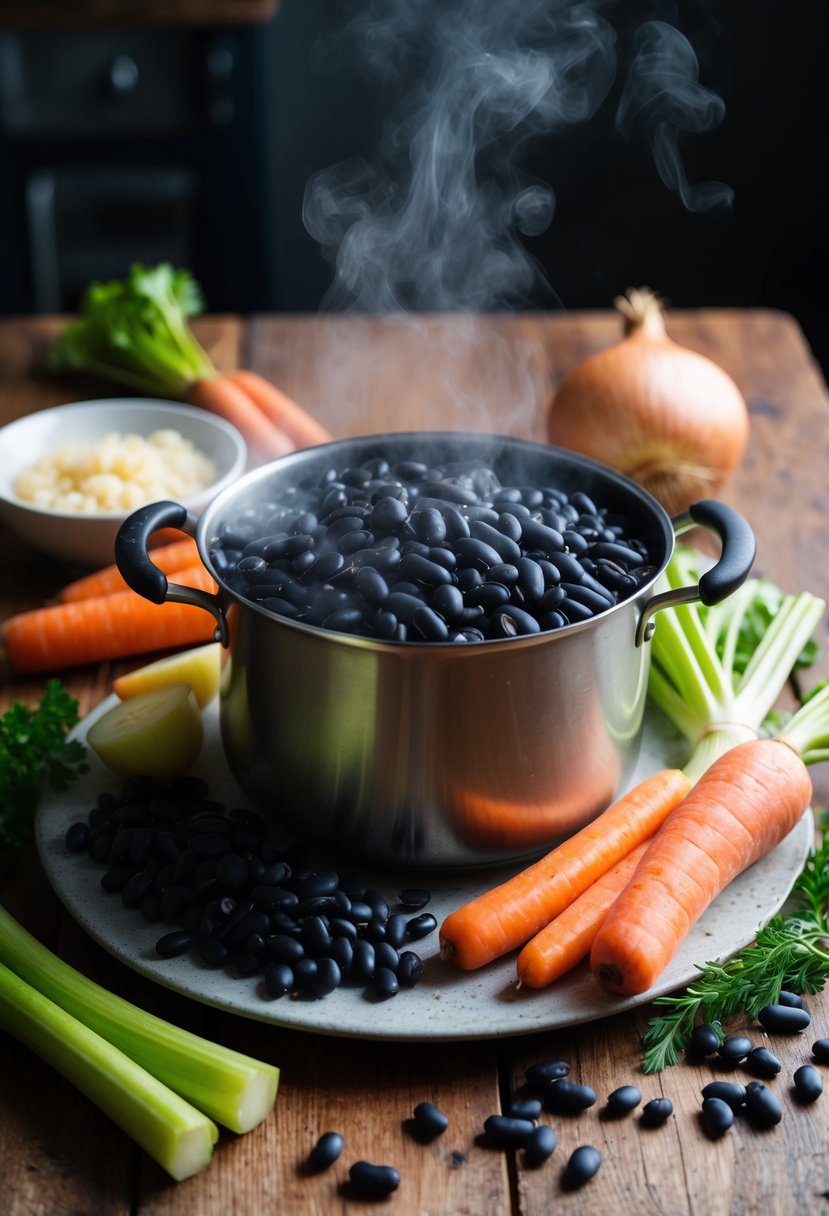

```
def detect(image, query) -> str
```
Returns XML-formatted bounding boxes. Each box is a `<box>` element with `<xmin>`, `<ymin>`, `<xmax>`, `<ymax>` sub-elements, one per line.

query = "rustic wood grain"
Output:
<box><xmin>0</xmin><ymin>310</ymin><xmax>828</xmax><ymax>1216</ymax></box>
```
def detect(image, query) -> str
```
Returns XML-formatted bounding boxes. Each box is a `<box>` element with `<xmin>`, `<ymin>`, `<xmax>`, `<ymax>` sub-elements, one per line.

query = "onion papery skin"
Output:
<box><xmin>547</xmin><ymin>326</ymin><xmax>750</xmax><ymax>517</ymax></box>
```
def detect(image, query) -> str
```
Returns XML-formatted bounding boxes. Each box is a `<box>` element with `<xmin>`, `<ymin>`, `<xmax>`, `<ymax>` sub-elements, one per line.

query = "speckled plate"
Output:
<box><xmin>35</xmin><ymin>696</ymin><xmax>812</xmax><ymax>1041</ymax></box>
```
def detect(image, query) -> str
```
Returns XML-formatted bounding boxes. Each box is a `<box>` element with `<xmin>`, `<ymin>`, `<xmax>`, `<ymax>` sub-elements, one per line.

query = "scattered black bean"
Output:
<box><xmin>776</xmin><ymin>990</ymin><xmax>805</xmax><ymax>1008</ymax></box>
<box><xmin>688</xmin><ymin>1023</ymin><xmax>721</xmax><ymax>1058</ymax></box>
<box><xmin>65</xmin><ymin>821</ymin><xmax>90</xmax><ymax>853</ymax></box>
<box><xmin>604</xmin><ymin>1085</ymin><xmax>642</xmax><ymax>1118</ymax></box>
<box><xmin>757</xmin><ymin>1004</ymin><xmax>811</xmax><ymax>1034</ymax></box>
<box><xmin>562</xmin><ymin>1145</ymin><xmax>601</xmax><ymax>1189</ymax></box>
<box><xmin>641</xmin><ymin>1098</ymin><xmax>673</xmax><ymax>1126</ymax></box>
<box><xmin>483</xmin><ymin>1115</ymin><xmax>536</xmax><ymax>1147</ymax></box>
<box><xmin>743</xmin><ymin>1081</ymin><xmax>783</xmax><ymax>1127</ymax></box>
<box><xmin>264</xmin><ymin>961</ymin><xmax>294</xmax><ymax>998</ymax></box>
<box><xmin>309</xmin><ymin>1131</ymin><xmax>344</xmax><ymax>1170</ymax></box>
<box><xmin>525</xmin><ymin>1060</ymin><xmax>570</xmax><ymax>1090</ymax></box>
<box><xmin>406</xmin><ymin>913</ymin><xmax>438</xmax><ymax>941</ymax></box>
<box><xmin>793</xmin><ymin>1065</ymin><xmax>823</xmax><ymax>1104</ymax></box>
<box><xmin>373</xmin><ymin>966</ymin><xmax>399</xmax><ymax>1000</ymax></box>
<box><xmin>524</xmin><ymin>1123</ymin><xmax>557</xmax><ymax>1167</ymax></box>
<box><xmin>396</xmin><ymin>951</ymin><xmax>424</xmax><ymax>987</ymax></box>
<box><xmin>348</xmin><ymin>1161</ymin><xmax>400</xmax><ymax>1197</ymax></box>
<box><xmin>812</xmin><ymin>1038</ymin><xmax>829</xmax><ymax>1064</ymax></box>
<box><xmin>155</xmin><ymin>930</ymin><xmax>192</xmax><ymax>958</ymax></box>
<box><xmin>701</xmin><ymin>1081</ymin><xmax>746</xmax><ymax>1111</ymax></box>
<box><xmin>545</xmin><ymin>1080</ymin><xmax>597</xmax><ymax>1113</ymax></box>
<box><xmin>701</xmin><ymin>1097</ymin><xmax>734</xmax><ymax>1137</ymax></box>
<box><xmin>717</xmin><ymin>1034</ymin><xmax>753</xmax><ymax>1064</ymax></box>
<box><xmin>412</xmin><ymin>1101</ymin><xmax>449</xmax><ymax>1139</ymax></box>
<box><xmin>399</xmin><ymin>888</ymin><xmax>431</xmax><ymax>910</ymax></box>
<box><xmin>507</xmin><ymin>1098</ymin><xmax>542</xmax><ymax>1121</ymax></box>
<box><xmin>744</xmin><ymin>1047</ymin><xmax>782</xmax><ymax>1078</ymax></box>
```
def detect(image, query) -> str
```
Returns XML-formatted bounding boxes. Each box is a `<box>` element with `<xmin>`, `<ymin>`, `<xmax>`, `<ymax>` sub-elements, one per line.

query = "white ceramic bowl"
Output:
<box><xmin>0</xmin><ymin>399</ymin><xmax>247</xmax><ymax>569</ymax></box>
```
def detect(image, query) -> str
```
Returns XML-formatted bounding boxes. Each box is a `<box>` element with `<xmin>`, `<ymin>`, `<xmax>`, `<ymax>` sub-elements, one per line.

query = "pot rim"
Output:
<box><xmin>193</xmin><ymin>430</ymin><xmax>676</xmax><ymax>652</ymax></box>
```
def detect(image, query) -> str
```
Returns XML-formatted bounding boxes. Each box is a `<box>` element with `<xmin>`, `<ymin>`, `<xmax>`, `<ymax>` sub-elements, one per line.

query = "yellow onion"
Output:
<box><xmin>547</xmin><ymin>288</ymin><xmax>750</xmax><ymax>515</ymax></box>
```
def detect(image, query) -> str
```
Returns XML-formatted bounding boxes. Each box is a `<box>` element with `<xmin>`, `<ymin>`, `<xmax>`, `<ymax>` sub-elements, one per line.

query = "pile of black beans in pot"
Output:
<box><xmin>208</xmin><ymin>455</ymin><xmax>658</xmax><ymax>642</ymax></box>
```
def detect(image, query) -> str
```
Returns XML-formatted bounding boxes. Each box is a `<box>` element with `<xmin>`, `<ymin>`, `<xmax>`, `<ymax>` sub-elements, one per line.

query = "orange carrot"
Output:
<box><xmin>516</xmin><ymin>841</ymin><xmax>650</xmax><ymax>989</ymax></box>
<box><xmin>229</xmin><ymin>369</ymin><xmax>333</xmax><ymax>448</ymax></box>
<box><xmin>58</xmin><ymin>539</ymin><xmax>200</xmax><ymax>603</ymax></box>
<box><xmin>590</xmin><ymin>739</ymin><xmax>813</xmax><ymax>997</ymax></box>
<box><xmin>439</xmin><ymin>768</ymin><xmax>691</xmax><ymax>971</ymax></box>
<box><xmin>2</xmin><ymin>564</ymin><xmax>217</xmax><ymax>673</ymax></box>
<box><xmin>187</xmin><ymin>374</ymin><xmax>295</xmax><ymax>462</ymax></box>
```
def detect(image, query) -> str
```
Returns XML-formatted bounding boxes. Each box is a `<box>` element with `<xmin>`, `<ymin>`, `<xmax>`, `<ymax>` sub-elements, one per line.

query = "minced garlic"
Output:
<box><xmin>13</xmin><ymin>428</ymin><xmax>217</xmax><ymax>514</ymax></box>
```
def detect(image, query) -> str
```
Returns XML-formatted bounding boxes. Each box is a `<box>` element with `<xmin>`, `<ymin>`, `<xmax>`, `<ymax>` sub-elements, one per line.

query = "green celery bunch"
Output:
<box><xmin>647</xmin><ymin>546</ymin><xmax>825</xmax><ymax>782</ymax></box>
<box><xmin>48</xmin><ymin>263</ymin><xmax>216</xmax><ymax>398</ymax></box>
<box><xmin>0</xmin><ymin>906</ymin><xmax>280</xmax><ymax>1178</ymax></box>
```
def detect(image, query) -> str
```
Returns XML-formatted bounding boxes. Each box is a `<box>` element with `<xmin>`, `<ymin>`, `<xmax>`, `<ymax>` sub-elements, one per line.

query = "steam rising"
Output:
<box><xmin>303</xmin><ymin>0</ymin><xmax>617</xmax><ymax>312</ymax></box>
<box><xmin>615</xmin><ymin>21</ymin><xmax>734</xmax><ymax>215</ymax></box>
<box><xmin>303</xmin><ymin>1</ymin><xmax>732</xmax><ymax>315</ymax></box>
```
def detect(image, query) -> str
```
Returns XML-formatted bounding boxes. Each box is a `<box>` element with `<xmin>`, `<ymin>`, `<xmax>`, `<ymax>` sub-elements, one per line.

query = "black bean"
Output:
<box><xmin>399</xmin><ymin>888</ymin><xmax>431</xmax><ymax>909</ymax></box>
<box><xmin>793</xmin><ymin>1064</ymin><xmax>823</xmax><ymax>1104</ymax></box>
<box><xmin>122</xmin><ymin>871</ymin><xmax>154</xmax><ymax>909</ymax></box>
<box><xmin>396</xmin><ymin>951</ymin><xmax>424</xmax><ymax>987</ymax></box>
<box><xmin>65</xmin><ymin>821</ymin><xmax>90</xmax><ymax>852</ymax></box>
<box><xmin>368</xmin><ymin>496</ymin><xmax>409</xmax><ymax>533</ymax></box>
<box><xmin>520</xmin><ymin>518</ymin><xmax>564</xmax><ymax>555</ymax></box>
<box><xmin>545</xmin><ymin>1080</ymin><xmax>596</xmax><ymax>1113</ymax></box>
<box><xmin>384</xmin><ymin>913</ymin><xmax>408</xmax><ymax>949</ymax></box>
<box><xmin>559</xmin><ymin>597</ymin><xmax>594</xmax><ymax>624</ymax></box>
<box><xmin>413</xmin><ymin>507</ymin><xmax>447</xmax><ymax>545</ymax></box>
<box><xmin>350</xmin><ymin>939</ymin><xmax>376</xmax><ymax>984</ymax></box>
<box><xmin>267</xmin><ymin>934</ymin><xmax>305</xmax><ymax>965</ymax></box>
<box><xmin>701</xmin><ymin>1097</ymin><xmax>734</xmax><ymax>1137</ymax></box>
<box><xmin>483</xmin><ymin>1115</ymin><xmax>535</xmax><ymax>1147</ymax></box>
<box><xmin>264</xmin><ymin>961</ymin><xmax>294</xmax><ymax>998</ymax></box>
<box><xmin>300</xmin><ymin>916</ymin><xmax>333</xmax><ymax>956</ymax></box>
<box><xmin>497</xmin><ymin>512</ymin><xmax>524</xmax><ymax>542</ymax></box>
<box><xmin>355</xmin><ymin>566</ymin><xmax>389</xmax><ymax>606</ymax></box>
<box><xmin>374</xmin><ymin>941</ymin><xmax>400</xmax><ymax>973</ymax></box>
<box><xmin>507</xmin><ymin>1098</ymin><xmax>542</xmax><ymax>1121</ymax></box>
<box><xmin>406</xmin><ymin>912</ymin><xmax>437</xmax><ymax>941</ymax></box>
<box><xmin>812</xmin><ymin>1038</ymin><xmax>829</xmax><ymax>1064</ymax></box>
<box><xmin>494</xmin><ymin>606</ymin><xmax>542</xmax><ymax>637</ymax></box>
<box><xmin>413</xmin><ymin>1101</ymin><xmax>449</xmax><ymax>1139</ymax></box>
<box><xmin>717</xmin><ymin>1034</ymin><xmax>753</xmax><ymax>1064</ymax></box>
<box><xmin>744</xmin><ymin>1047</ymin><xmax>782</xmax><ymax>1078</ymax></box>
<box><xmin>364</xmin><ymin>918</ymin><xmax>386</xmax><ymax>943</ymax></box>
<box><xmin>688</xmin><ymin>1023</ymin><xmax>721</xmax><ymax>1057</ymax></box>
<box><xmin>398</xmin><ymin>553</ymin><xmax>453</xmax><ymax>587</ymax></box>
<box><xmin>190</xmin><ymin>832</ymin><xmax>231</xmax><ymax>859</ymax></box>
<box><xmin>525</xmin><ymin>1060</ymin><xmax>570</xmax><ymax>1089</ymax></box>
<box><xmin>411</xmin><ymin>605</ymin><xmax>450</xmax><ymax>641</ymax></box>
<box><xmin>757</xmin><ymin>1003</ymin><xmax>811</xmax><ymax>1033</ymax></box>
<box><xmin>348</xmin><ymin>1161</ymin><xmax>400</xmax><ymax>1197</ymax></box>
<box><xmin>513</xmin><ymin>556</ymin><xmax>545</xmax><ymax>602</ymax></box>
<box><xmin>701</xmin><ymin>1081</ymin><xmax>745</xmax><ymax>1111</ymax></box>
<box><xmin>589</xmin><ymin>541</ymin><xmax>646</xmax><ymax>567</ymax></box>
<box><xmin>604</xmin><ymin>1085</ymin><xmax>641</xmax><ymax>1118</ymax></box>
<box><xmin>743</xmin><ymin>1081</ymin><xmax>783</xmax><ymax>1127</ymax></box>
<box><xmin>373</xmin><ymin>967</ymin><xmax>399</xmax><ymax>1000</ymax></box>
<box><xmin>155</xmin><ymin>930</ymin><xmax>193</xmax><ymax>958</ymax></box>
<box><xmin>454</xmin><ymin>536</ymin><xmax>503</xmax><ymax>571</ymax></box>
<box><xmin>465</xmin><ymin>581</ymin><xmax>511</xmax><ymax>610</ymax></box>
<box><xmin>197</xmin><ymin>934</ymin><xmax>229</xmax><ymax>968</ymax></box>
<box><xmin>469</xmin><ymin>520</ymin><xmax>521</xmax><ymax>563</ymax></box>
<box><xmin>551</xmin><ymin>551</ymin><xmax>585</xmax><ymax>582</ymax></box>
<box><xmin>777</xmin><ymin>990</ymin><xmax>804</xmax><ymax>1008</ymax></box>
<box><xmin>560</xmin><ymin>581</ymin><xmax>613</xmax><ymax>614</ymax></box>
<box><xmin>562</xmin><ymin>1145</ymin><xmax>601</xmax><ymax>1189</ymax></box>
<box><xmin>524</xmin><ymin>1123</ymin><xmax>557</xmax><ymax>1167</ymax></box>
<box><xmin>101</xmin><ymin>866</ymin><xmax>134</xmax><ymax>893</ymax></box>
<box><xmin>640</xmin><ymin>1097</ymin><xmax>673</xmax><ymax>1126</ymax></box>
<box><xmin>293</xmin><ymin>957</ymin><xmax>320</xmax><ymax>994</ymax></box>
<box><xmin>307</xmin><ymin>957</ymin><xmax>342</xmax><ymax>999</ymax></box>
<box><xmin>309</xmin><ymin>1131</ymin><xmax>344</xmax><ymax>1170</ymax></box>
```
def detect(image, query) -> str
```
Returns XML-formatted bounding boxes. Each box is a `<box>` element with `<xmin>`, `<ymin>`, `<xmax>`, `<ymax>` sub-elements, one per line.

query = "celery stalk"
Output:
<box><xmin>0</xmin><ymin>906</ymin><xmax>279</xmax><ymax>1134</ymax></box>
<box><xmin>0</xmin><ymin>961</ymin><xmax>217</xmax><ymax>1181</ymax></box>
<box><xmin>648</xmin><ymin>548</ymin><xmax>826</xmax><ymax>782</ymax></box>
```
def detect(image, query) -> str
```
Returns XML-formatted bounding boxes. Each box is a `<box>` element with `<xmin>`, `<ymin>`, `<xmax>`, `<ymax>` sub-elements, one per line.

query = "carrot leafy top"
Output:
<box><xmin>47</xmin><ymin>264</ymin><xmax>216</xmax><ymax>398</ymax></box>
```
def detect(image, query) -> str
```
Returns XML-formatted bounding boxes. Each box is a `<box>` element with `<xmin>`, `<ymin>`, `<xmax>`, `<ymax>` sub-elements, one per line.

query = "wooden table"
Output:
<box><xmin>2</xmin><ymin>310</ymin><xmax>828</xmax><ymax>1215</ymax></box>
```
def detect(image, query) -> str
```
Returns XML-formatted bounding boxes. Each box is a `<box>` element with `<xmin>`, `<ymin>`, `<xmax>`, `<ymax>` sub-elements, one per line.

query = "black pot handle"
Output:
<box><xmin>115</xmin><ymin>500</ymin><xmax>228</xmax><ymax>645</ymax></box>
<box><xmin>635</xmin><ymin>498</ymin><xmax>756</xmax><ymax>646</ymax></box>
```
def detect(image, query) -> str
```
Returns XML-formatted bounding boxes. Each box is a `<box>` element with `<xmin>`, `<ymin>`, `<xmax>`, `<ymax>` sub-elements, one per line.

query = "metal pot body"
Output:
<box><xmin>116</xmin><ymin>432</ymin><xmax>754</xmax><ymax>870</ymax></box>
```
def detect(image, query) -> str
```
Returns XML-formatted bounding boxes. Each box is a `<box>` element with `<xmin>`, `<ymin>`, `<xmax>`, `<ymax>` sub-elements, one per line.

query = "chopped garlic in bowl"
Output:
<box><xmin>14</xmin><ymin>429</ymin><xmax>217</xmax><ymax>514</ymax></box>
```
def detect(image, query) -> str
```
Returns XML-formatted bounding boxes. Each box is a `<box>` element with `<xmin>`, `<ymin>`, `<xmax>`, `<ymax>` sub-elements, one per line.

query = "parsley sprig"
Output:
<box><xmin>642</xmin><ymin>830</ymin><xmax>829</xmax><ymax>1073</ymax></box>
<box><xmin>0</xmin><ymin>680</ymin><xmax>88</xmax><ymax>862</ymax></box>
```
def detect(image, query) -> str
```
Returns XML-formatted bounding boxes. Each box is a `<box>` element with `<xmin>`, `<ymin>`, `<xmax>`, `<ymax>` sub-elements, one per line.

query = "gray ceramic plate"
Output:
<box><xmin>35</xmin><ymin>697</ymin><xmax>812</xmax><ymax>1041</ymax></box>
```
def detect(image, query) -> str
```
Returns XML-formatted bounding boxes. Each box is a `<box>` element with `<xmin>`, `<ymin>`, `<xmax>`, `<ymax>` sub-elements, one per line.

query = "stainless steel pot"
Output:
<box><xmin>115</xmin><ymin>433</ymin><xmax>755</xmax><ymax>870</ymax></box>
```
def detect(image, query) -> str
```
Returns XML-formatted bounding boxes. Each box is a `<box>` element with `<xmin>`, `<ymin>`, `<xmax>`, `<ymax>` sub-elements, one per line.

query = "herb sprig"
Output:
<box><xmin>642</xmin><ymin>830</ymin><xmax>829</xmax><ymax>1073</ymax></box>
<box><xmin>0</xmin><ymin>680</ymin><xmax>88</xmax><ymax>863</ymax></box>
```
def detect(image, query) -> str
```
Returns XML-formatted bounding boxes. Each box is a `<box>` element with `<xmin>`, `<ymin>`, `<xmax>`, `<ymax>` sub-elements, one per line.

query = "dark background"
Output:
<box><xmin>0</xmin><ymin>0</ymin><xmax>827</xmax><ymax>372</ymax></box>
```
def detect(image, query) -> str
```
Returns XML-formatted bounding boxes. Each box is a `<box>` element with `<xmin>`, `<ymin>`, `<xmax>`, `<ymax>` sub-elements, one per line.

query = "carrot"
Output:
<box><xmin>58</xmin><ymin>539</ymin><xmax>200</xmax><ymax>603</ymax></box>
<box><xmin>590</xmin><ymin>739</ymin><xmax>813</xmax><ymax>997</ymax></box>
<box><xmin>2</xmin><ymin>565</ymin><xmax>217</xmax><ymax>674</ymax></box>
<box><xmin>516</xmin><ymin>841</ymin><xmax>650</xmax><ymax>989</ymax></box>
<box><xmin>229</xmin><ymin>369</ymin><xmax>333</xmax><ymax>449</ymax></box>
<box><xmin>187</xmin><ymin>374</ymin><xmax>295</xmax><ymax>462</ymax></box>
<box><xmin>439</xmin><ymin>768</ymin><xmax>692</xmax><ymax>971</ymax></box>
